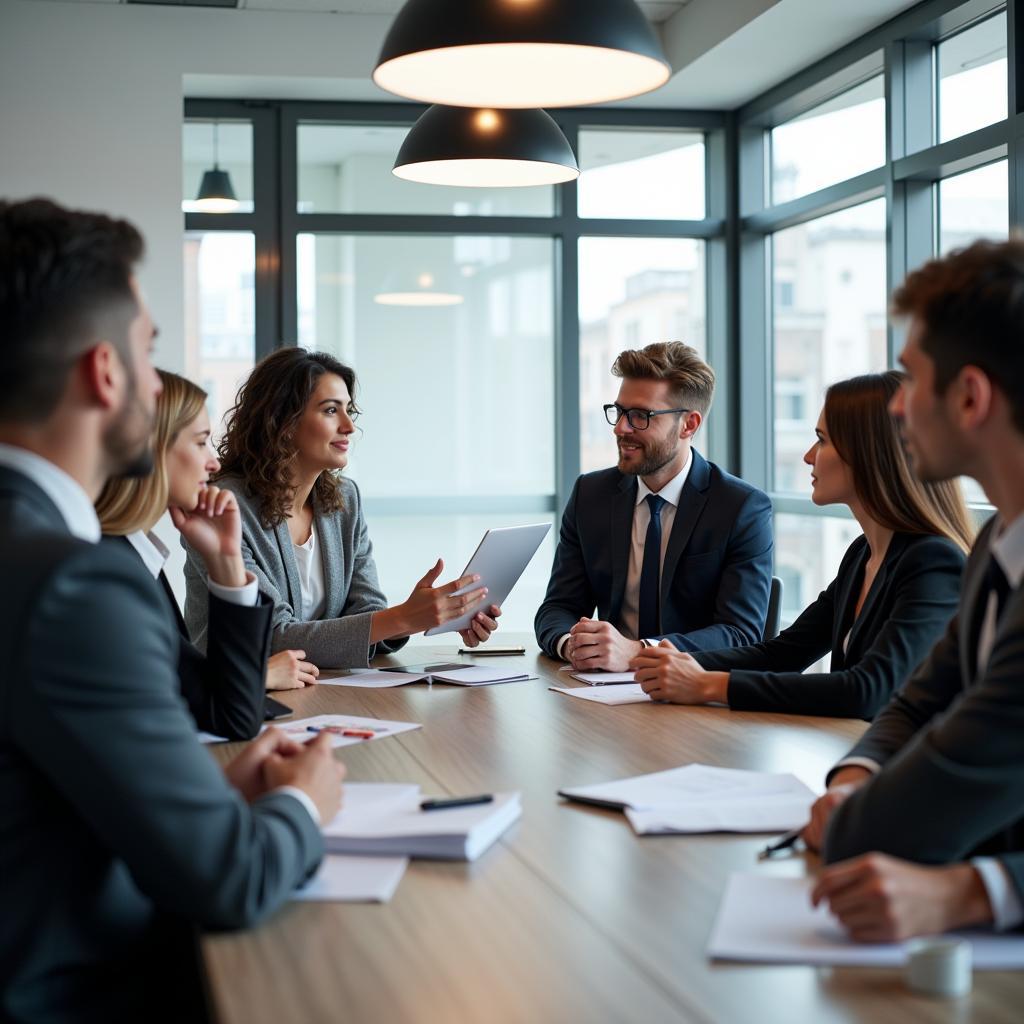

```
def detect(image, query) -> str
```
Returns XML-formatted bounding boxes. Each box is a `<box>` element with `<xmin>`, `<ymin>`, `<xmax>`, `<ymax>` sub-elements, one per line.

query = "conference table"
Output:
<box><xmin>201</xmin><ymin>635</ymin><xmax>1023</xmax><ymax>1023</ymax></box>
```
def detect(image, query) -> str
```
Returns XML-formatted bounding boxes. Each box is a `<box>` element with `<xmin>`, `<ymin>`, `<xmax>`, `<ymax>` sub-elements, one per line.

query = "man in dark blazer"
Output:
<box><xmin>806</xmin><ymin>239</ymin><xmax>1024</xmax><ymax>942</ymax></box>
<box><xmin>535</xmin><ymin>341</ymin><xmax>773</xmax><ymax>671</ymax></box>
<box><xmin>0</xmin><ymin>198</ymin><xmax>343</xmax><ymax>1022</ymax></box>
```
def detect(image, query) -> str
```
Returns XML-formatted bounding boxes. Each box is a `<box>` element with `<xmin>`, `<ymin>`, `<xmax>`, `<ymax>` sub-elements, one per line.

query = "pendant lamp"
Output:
<box><xmin>393</xmin><ymin>106</ymin><xmax>578</xmax><ymax>188</ymax></box>
<box><xmin>374</xmin><ymin>270</ymin><xmax>464</xmax><ymax>307</ymax></box>
<box><xmin>373</xmin><ymin>0</ymin><xmax>670</xmax><ymax>109</ymax></box>
<box><xmin>194</xmin><ymin>123</ymin><xmax>239</xmax><ymax>214</ymax></box>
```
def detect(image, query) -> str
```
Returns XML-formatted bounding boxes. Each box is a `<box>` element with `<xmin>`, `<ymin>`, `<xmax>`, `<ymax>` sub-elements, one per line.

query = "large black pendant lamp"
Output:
<box><xmin>194</xmin><ymin>122</ymin><xmax>239</xmax><ymax>214</ymax></box>
<box><xmin>393</xmin><ymin>106</ymin><xmax>579</xmax><ymax>187</ymax></box>
<box><xmin>373</xmin><ymin>0</ymin><xmax>671</xmax><ymax>109</ymax></box>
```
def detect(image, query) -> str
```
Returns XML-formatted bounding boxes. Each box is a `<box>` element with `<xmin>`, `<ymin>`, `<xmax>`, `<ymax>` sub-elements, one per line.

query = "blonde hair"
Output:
<box><xmin>96</xmin><ymin>369</ymin><xmax>208</xmax><ymax>535</ymax></box>
<box><xmin>611</xmin><ymin>341</ymin><xmax>716</xmax><ymax>417</ymax></box>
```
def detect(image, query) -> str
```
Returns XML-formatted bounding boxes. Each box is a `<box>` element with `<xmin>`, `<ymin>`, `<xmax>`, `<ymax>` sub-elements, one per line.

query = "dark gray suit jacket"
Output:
<box><xmin>184</xmin><ymin>473</ymin><xmax>406</xmax><ymax>668</ymax></box>
<box><xmin>534</xmin><ymin>450</ymin><xmax>774</xmax><ymax>656</ymax></box>
<box><xmin>695</xmin><ymin>533</ymin><xmax>964</xmax><ymax>719</ymax></box>
<box><xmin>0</xmin><ymin>466</ymin><xmax>323</xmax><ymax>1022</ymax></box>
<box><xmin>825</xmin><ymin>517</ymin><xmax>1024</xmax><ymax>906</ymax></box>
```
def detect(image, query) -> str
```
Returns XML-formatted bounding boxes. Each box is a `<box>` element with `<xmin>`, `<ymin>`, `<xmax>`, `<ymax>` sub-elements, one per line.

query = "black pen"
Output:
<box><xmin>758</xmin><ymin>827</ymin><xmax>803</xmax><ymax>860</ymax></box>
<box><xmin>420</xmin><ymin>794</ymin><xmax>494</xmax><ymax>812</ymax></box>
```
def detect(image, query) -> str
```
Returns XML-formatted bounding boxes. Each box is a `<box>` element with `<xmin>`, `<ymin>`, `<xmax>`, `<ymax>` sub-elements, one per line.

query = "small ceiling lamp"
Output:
<box><xmin>393</xmin><ymin>106</ymin><xmax>579</xmax><ymax>188</ymax></box>
<box><xmin>374</xmin><ymin>270</ymin><xmax>464</xmax><ymax>307</ymax></box>
<box><xmin>373</xmin><ymin>0</ymin><xmax>671</xmax><ymax>109</ymax></box>
<box><xmin>194</xmin><ymin>122</ymin><xmax>239</xmax><ymax>214</ymax></box>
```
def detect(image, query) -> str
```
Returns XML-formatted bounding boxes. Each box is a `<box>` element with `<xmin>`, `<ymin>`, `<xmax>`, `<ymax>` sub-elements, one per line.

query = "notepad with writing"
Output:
<box><xmin>558</xmin><ymin>764</ymin><xmax>816</xmax><ymax>834</ymax></box>
<box><xmin>323</xmin><ymin>784</ymin><xmax>522</xmax><ymax>861</ymax></box>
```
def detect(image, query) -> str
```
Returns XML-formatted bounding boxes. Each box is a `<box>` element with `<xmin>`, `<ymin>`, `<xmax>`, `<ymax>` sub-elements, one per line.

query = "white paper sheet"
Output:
<box><xmin>291</xmin><ymin>854</ymin><xmax>408</xmax><ymax>903</ymax></box>
<box><xmin>317</xmin><ymin>670</ymin><xmax>426</xmax><ymax>688</ymax></box>
<box><xmin>429</xmin><ymin>666</ymin><xmax>532</xmax><ymax>686</ymax></box>
<box><xmin>556</xmin><ymin>665</ymin><xmax>636</xmax><ymax>685</ymax></box>
<box><xmin>549</xmin><ymin>684</ymin><xmax>652</xmax><ymax>705</ymax></box>
<box><xmin>708</xmin><ymin>873</ymin><xmax>1024</xmax><ymax>969</ymax></box>
<box><xmin>625</xmin><ymin>793</ymin><xmax>814</xmax><ymax>834</ymax></box>
<box><xmin>278</xmin><ymin>714</ymin><xmax>421</xmax><ymax>749</ymax></box>
<box><xmin>560</xmin><ymin>763</ymin><xmax>816</xmax><ymax>812</ymax></box>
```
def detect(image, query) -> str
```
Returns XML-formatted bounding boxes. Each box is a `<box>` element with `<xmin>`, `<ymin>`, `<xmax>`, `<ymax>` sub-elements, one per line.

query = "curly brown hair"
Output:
<box><xmin>216</xmin><ymin>348</ymin><xmax>359</xmax><ymax>528</ymax></box>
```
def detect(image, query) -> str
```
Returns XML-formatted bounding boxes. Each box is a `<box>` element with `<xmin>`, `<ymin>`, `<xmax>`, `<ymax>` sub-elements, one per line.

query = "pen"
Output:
<box><xmin>306</xmin><ymin>726</ymin><xmax>378</xmax><ymax>739</ymax></box>
<box><xmin>420</xmin><ymin>794</ymin><xmax>494</xmax><ymax>812</ymax></box>
<box><xmin>758</xmin><ymin>827</ymin><xmax>803</xmax><ymax>860</ymax></box>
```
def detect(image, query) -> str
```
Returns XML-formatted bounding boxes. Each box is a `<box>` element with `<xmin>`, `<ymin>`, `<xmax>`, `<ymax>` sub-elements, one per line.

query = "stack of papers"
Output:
<box><xmin>708</xmin><ymin>873</ymin><xmax>1024</xmax><ymax>968</ymax></box>
<box><xmin>549</xmin><ymin>683</ymin><xmax>651</xmax><ymax>705</ymax></box>
<box><xmin>320</xmin><ymin>665</ymin><xmax>531</xmax><ymax>688</ymax></box>
<box><xmin>323</xmin><ymin>783</ymin><xmax>522</xmax><ymax>861</ymax></box>
<box><xmin>558</xmin><ymin>666</ymin><xmax>636</xmax><ymax>686</ymax></box>
<box><xmin>291</xmin><ymin>854</ymin><xmax>408</xmax><ymax>903</ymax></box>
<box><xmin>278</xmin><ymin>714</ymin><xmax>421</xmax><ymax>749</ymax></box>
<box><xmin>558</xmin><ymin>764</ymin><xmax>816</xmax><ymax>835</ymax></box>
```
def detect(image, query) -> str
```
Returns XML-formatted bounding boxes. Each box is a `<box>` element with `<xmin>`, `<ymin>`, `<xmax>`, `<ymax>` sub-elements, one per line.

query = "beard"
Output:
<box><xmin>617</xmin><ymin>433</ymin><xmax>679</xmax><ymax>477</ymax></box>
<box><xmin>102</xmin><ymin>372</ymin><xmax>156</xmax><ymax>480</ymax></box>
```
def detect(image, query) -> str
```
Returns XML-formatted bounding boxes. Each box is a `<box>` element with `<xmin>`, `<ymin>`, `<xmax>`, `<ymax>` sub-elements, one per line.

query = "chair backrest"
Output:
<box><xmin>764</xmin><ymin>575</ymin><xmax>783</xmax><ymax>640</ymax></box>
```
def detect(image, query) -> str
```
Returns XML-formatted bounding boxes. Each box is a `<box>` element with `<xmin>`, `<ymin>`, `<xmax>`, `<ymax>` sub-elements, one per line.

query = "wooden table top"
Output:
<box><xmin>201</xmin><ymin>635</ymin><xmax>1023</xmax><ymax>1024</ymax></box>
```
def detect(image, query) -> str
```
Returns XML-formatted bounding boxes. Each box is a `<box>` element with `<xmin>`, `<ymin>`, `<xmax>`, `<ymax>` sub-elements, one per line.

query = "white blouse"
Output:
<box><xmin>293</xmin><ymin>521</ymin><xmax>327</xmax><ymax>621</ymax></box>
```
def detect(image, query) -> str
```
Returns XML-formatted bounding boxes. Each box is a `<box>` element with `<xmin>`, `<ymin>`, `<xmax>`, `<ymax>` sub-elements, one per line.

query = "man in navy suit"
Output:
<box><xmin>535</xmin><ymin>341</ymin><xmax>773</xmax><ymax>672</ymax></box>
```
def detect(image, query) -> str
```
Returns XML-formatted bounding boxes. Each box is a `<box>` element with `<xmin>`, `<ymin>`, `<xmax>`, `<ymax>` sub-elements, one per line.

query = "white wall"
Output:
<box><xmin>0</xmin><ymin>0</ymin><xmax>391</xmax><ymax>372</ymax></box>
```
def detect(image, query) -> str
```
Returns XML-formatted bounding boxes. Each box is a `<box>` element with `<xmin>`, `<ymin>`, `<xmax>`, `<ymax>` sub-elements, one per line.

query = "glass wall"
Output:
<box><xmin>936</xmin><ymin>12</ymin><xmax>1007</xmax><ymax>144</ymax></box>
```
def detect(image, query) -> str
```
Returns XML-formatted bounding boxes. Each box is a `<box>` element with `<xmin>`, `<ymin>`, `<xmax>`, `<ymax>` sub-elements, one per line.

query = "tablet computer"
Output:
<box><xmin>424</xmin><ymin>523</ymin><xmax>551</xmax><ymax>636</ymax></box>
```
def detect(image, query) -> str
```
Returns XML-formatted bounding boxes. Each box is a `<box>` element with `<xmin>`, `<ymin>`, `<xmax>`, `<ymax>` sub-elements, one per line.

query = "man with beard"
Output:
<box><xmin>0</xmin><ymin>198</ymin><xmax>343</xmax><ymax>1022</ymax></box>
<box><xmin>805</xmin><ymin>239</ymin><xmax>1024</xmax><ymax>942</ymax></box>
<box><xmin>535</xmin><ymin>341</ymin><xmax>773</xmax><ymax>671</ymax></box>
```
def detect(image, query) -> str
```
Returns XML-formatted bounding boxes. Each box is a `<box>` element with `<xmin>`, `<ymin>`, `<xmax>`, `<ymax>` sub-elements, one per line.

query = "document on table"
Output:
<box><xmin>291</xmin><ymin>854</ymin><xmax>408</xmax><ymax>903</ymax></box>
<box><xmin>317</xmin><ymin>669</ymin><xmax>427</xmax><ymax>688</ymax></box>
<box><xmin>319</xmin><ymin>666</ymin><xmax>531</xmax><ymax>687</ymax></box>
<box><xmin>708</xmin><ymin>873</ymin><xmax>1024</xmax><ymax>969</ymax></box>
<box><xmin>559</xmin><ymin>763</ymin><xmax>816</xmax><ymax>834</ymax></box>
<box><xmin>558</xmin><ymin>665</ymin><xmax>635</xmax><ymax>685</ymax></box>
<box><xmin>278</xmin><ymin>714</ymin><xmax>421</xmax><ymax>749</ymax></box>
<box><xmin>549</xmin><ymin>683</ymin><xmax>652</xmax><ymax>705</ymax></box>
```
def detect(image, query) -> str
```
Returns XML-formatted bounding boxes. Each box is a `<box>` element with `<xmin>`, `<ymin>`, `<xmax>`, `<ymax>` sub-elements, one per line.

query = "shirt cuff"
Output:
<box><xmin>272</xmin><ymin>785</ymin><xmax>321</xmax><ymax>827</ymax></box>
<box><xmin>556</xmin><ymin>633</ymin><xmax>572</xmax><ymax>661</ymax></box>
<box><xmin>208</xmin><ymin>571</ymin><xmax>259</xmax><ymax>608</ymax></box>
<box><xmin>829</xmin><ymin>757</ymin><xmax>882</xmax><ymax>782</ymax></box>
<box><xmin>972</xmin><ymin>858</ymin><xmax>1024</xmax><ymax>931</ymax></box>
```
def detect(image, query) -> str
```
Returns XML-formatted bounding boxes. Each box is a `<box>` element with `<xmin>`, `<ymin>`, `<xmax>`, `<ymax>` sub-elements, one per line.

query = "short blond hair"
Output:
<box><xmin>611</xmin><ymin>341</ymin><xmax>715</xmax><ymax>416</ymax></box>
<box><xmin>96</xmin><ymin>369</ymin><xmax>207</xmax><ymax>535</ymax></box>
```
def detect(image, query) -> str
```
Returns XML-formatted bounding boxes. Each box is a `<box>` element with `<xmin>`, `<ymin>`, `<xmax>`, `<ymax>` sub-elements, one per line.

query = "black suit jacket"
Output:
<box><xmin>534</xmin><ymin>450</ymin><xmax>774</xmax><ymax>656</ymax></box>
<box><xmin>106</xmin><ymin>535</ymin><xmax>273</xmax><ymax>740</ymax></box>
<box><xmin>0</xmin><ymin>466</ymin><xmax>322</xmax><ymax>1022</ymax></box>
<box><xmin>825</xmin><ymin>517</ymin><xmax>1024</xmax><ymax>907</ymax></box>
<box><xmin>695</xmin><ymin>533</ymin><xmax>964</xmax><ymax>719</ymax></box>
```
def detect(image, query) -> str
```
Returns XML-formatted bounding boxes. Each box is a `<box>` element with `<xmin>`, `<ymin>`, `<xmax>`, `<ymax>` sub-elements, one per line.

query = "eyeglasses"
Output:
<box><xmin>603</xmin><ymin>403</ymin><xmax>692</xmax><ymax>430</ymax></box>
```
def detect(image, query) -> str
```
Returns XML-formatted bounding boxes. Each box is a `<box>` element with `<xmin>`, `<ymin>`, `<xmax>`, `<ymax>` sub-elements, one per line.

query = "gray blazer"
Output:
<box><xmin>825</xmin><ymin>516</ymin><xmax>1024</xmax><ymax>906</ymax></box>
<box><xmin>184</xmin><ymin>473</ymin><xmax>406</xmax><ymax>668</ymax></box>
<box><xmin>0</xmin><ymin>466</ymin><xmax>323</xmax><ymax>1021</ymax></box>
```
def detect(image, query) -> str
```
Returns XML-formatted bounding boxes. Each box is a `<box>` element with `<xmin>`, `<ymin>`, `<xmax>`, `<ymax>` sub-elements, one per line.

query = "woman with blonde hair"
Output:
<box><xmin>97</xmin><ymin>370</ymin><xmax>318</xmax><ymax>740</ymax></box>
<box><xmin>632</xmin><ymin>371</ymin><xmax>972</xmax><ymax>719</ymax></box>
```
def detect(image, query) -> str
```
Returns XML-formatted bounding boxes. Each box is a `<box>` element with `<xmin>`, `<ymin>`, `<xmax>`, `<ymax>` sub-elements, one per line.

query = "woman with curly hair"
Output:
<box><xmin>631</xmin><ymin>371</ymin><xmax>973</xmax><ymax>720</ymax></box>
<box><xmin>183</xmin><ymin>348</ymin><xmax>501</xmax><ymax>668</ymax></box>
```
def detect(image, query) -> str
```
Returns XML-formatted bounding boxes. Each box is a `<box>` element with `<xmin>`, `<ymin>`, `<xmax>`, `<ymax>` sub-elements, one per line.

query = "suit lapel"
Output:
<box><xmin>608</xmin><ymin>475</ymin><xmax>637</xmax><ymax>624</ymax></box>
<box><xmin>660</xmin><ymin>451</ymin><xmax>710</xmax><ymax>605</ymax></box>
<box><xmin>831</xmin><ymin>540</ymin><xmax>868</xmax><ymax>664</ymax></box>
<box><xmin>960</xmin><ymin>525</ymin><xmax>993</xmax><ymax>684</ymax></box>
<box><xmin>313</xmin><ymin>492</ymin><xmax>342</xmax><ymax>617</ymax></box>
<box><xmin>0</xmin><ymin>466</ymin><xmax>68</xmax><ymax>532</ymax></box>
<box><xmin>274</xmin><ymin>518</ymin><xmax>304</xmax><ymax>619</ymax></box>
<box><xmin>845</xmin><ymin>534</ymin><xmax>908</xmax><ymax>661</ymax></box>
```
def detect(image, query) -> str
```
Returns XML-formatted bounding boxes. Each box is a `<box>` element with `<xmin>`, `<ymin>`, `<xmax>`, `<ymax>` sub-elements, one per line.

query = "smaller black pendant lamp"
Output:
<box><xmin>393</xmin><ymin>106</ymin><xmax>579</xmax><ymax>188</ymax></box>
<box><xmin>194</xmin><ymin>122</ymin><xmax>239</xmax><ymax>213</ymax></box>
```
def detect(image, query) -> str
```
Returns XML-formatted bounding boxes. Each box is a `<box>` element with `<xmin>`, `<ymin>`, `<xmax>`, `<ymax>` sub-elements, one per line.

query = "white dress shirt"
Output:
<box><xmin>834</xmin><ymin>512</ymin><xmax>1024</xmax><ymax>930</ymax></box>
<box><xmin>292</xmin><ymin>521</ymin><xmax>327</xmax><ymax>621</ymax></box>
<box><xmin>558</xmin><ymin>450</ymin><xmax>693</xmax><ymax>659</ymax></box>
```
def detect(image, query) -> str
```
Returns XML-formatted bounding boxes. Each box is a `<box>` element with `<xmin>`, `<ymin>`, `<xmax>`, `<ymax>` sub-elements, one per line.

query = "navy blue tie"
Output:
<box><xmin>638</xmin><ymin>494</ymin><xmax>666</xmax><ymax>640</ymax></box>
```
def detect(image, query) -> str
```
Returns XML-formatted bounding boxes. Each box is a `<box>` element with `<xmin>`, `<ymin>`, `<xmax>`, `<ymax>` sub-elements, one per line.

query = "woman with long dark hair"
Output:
<box><xmin>183</xmin><ymin>348</ymin><xmax>500</xmax><ymax>667</ymax></box>
<box><xmin>631</xmin><ymin>371</ymin><xmax>972</xmax><ymax>719</ymax></box>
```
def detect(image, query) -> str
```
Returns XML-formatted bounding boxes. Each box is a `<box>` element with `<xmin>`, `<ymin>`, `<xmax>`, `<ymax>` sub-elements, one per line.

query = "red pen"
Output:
<box><xmin>307</xmin><ymin>725</ymin><xmax>376</xmax><ymax>739</ymax></box>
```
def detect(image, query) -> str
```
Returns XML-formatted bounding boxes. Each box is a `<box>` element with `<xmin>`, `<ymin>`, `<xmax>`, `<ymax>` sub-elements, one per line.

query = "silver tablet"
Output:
<box><xmin>424</xmin><ymin>523</ymin><xmax>551</xmax><ymax>636</ymax></box>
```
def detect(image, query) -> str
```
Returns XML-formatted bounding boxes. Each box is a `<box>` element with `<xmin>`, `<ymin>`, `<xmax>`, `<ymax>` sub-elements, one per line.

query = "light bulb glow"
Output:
<box><xmin>394</xmin><ymin>157</ymin><xmax>579</xmax><ymax>188</ymax></box>
<box><xmin>374</xmin><ymin>291</ymin><xmax>464</xmax><ymax>307</ymax></box>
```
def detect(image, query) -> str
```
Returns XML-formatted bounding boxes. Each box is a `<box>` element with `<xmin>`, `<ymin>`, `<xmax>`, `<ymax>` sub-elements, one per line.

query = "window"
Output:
<box><xmin>577</xmin><ymin>237</ymin><xmax>707</xmax><ymax>474</ymax></box>
<box><xmin>937</xmin><ymin>13</ymin><xmax>1008</xmax><ymax>145</ymax></box>
<box><xmin>577</xmin><ymin>128</ymin><xmax>705</xmax><ymax>220</ymax></box>
<box><xmin>183</xmin><ymin>232</ymin><xmax>255</xmax><ymax>435</ymax></box>
<box><xmin>938</xmin><ymin>160</ymin><xmax>1009</xmax><ymax>254</ymax></box>
<box><xmin>770</xmin><ymin>74</ymin><xmax>885</xmax><ymax>204</ymax></box>
<box><xmin>772</xmin><ymin>199</ymin><xmax>887</xmax><ymax>494</ymax></box>
<box><xmin>297</xmin><ymin>123</ymin><xmax>553</xmax><ymax>216</ymax></box>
